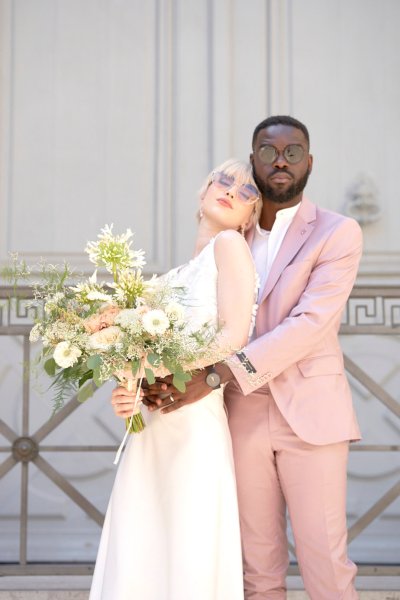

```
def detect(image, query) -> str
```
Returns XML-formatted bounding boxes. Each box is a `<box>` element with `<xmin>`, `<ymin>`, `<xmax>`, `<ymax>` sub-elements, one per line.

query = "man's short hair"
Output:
<box><xmin>252</xmin><ymin>115</ymin><xmax>310</xmax><ymax>148</ymax></box>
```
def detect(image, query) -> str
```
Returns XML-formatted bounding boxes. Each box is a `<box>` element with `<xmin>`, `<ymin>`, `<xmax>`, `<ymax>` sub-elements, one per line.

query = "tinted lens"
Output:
<box><xmin>258</xmin><ymin>145</ymin><xmax>278</xmax><ymax>164</ymax></box>
<box><xmin>213</xmin><ymin>172</ymin><xmax>235</xmax><ymax>190</ymax></box>
<box><xmin>238</xmin><ymin>183</ymin><xmax>259</xmax><ymax>204</ymax></box>
<box><xmin>284</xmin><ymin>144</ymin><xmax>304</xmax><ymax>164</ymax></box>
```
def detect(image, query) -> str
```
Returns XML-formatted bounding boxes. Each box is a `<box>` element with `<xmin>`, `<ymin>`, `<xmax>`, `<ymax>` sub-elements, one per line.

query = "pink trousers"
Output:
<box><xmin>225</xmin><ymin>383</ymin><xmax>358</xmax><ymax>600</ymax></box>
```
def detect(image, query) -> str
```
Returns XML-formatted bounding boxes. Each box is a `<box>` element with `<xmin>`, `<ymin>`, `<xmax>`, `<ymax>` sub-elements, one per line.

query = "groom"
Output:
<box><xmin>142</xmin><ymin>116</ymin><xmax>362</xmax><ymax>599</ymax></box>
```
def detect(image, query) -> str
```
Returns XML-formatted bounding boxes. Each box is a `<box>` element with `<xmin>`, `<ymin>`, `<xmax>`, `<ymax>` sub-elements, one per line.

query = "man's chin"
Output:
<box><xmin>263</xmin><ymin>185</ymin><xmax>298</xmax><ymax>204</ymax></box>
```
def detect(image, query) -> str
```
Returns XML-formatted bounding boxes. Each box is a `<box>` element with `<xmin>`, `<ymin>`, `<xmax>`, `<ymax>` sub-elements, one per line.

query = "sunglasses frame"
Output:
<box><xmin>258</xmin><ymin>143</ymin><xmax>305</xmax><ymax>165</ymax></box>
<box><xmin>211</xmin><ymin>171</ymin><xmax>260</xmax><ymax>205</ymax></box>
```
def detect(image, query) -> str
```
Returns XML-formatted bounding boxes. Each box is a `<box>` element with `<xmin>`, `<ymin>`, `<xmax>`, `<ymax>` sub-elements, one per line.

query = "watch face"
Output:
<box><xmin>206</xmin><ymin>372</ymin><xmax>221</xmax><ymax>388</ymax></box>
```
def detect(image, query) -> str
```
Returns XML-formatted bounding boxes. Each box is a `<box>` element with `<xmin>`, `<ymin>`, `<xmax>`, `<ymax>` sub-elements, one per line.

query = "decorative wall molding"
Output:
<box><xmin>345</xmin><ymin>174</ymin><xmax>382</xmax><ymax>226</ymax></box>
<box><xmin>267</xmin><ymin>0</ymin><xmax>292</xmax><ymax>115</ymax></box>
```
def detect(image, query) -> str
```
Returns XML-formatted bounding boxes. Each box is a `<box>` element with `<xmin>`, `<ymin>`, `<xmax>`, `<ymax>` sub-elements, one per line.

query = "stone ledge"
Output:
<box><xmin>0</xmin><ymin>592</ymin><xmax>399</xmax><ymax>600</ymax></box>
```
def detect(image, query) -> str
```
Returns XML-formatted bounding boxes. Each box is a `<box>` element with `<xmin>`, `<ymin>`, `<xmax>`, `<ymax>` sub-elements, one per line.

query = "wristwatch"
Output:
<box><xmin>205</xmin><ymin>365</ymin><xmax>221</xmax><ymax>389</ymax></box>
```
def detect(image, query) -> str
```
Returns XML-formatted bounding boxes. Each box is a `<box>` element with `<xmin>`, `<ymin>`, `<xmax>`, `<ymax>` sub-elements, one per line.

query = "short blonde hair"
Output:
<box><xmin>197</xmin><ymin>158</ymin><xmax>262</xmax><ymax>229</ymax></box>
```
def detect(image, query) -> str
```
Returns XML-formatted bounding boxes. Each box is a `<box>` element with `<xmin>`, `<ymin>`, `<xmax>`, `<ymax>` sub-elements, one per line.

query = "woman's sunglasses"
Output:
<box><xmin>211</xmin><ymin>172</ymin><xmax>259</xmax><ymax>204</ymax></box>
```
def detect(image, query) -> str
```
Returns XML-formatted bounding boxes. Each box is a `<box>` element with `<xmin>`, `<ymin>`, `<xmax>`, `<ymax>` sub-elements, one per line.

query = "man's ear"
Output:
<box><xmin>308</xmin><ymin>154</ymin><xmax>313</xmax><ymax>174</ymax></box>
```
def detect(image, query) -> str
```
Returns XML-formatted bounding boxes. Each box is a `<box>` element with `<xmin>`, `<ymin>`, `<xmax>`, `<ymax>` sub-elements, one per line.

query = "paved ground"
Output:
<box><xmin>0</xmin><ymin>576</ymin><xmax>399</xmax><ymax>599</ymax></box>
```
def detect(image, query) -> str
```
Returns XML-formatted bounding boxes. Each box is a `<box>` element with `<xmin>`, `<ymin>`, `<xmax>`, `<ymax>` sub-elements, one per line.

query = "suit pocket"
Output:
<box><xmin>297</xmin><ymin>355</ymin><xmax>343</xmax><ymax>377</ymax></box>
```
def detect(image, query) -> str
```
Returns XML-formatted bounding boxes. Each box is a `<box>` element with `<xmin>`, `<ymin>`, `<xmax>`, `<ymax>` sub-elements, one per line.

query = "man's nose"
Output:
<box><xmin>274</xmin><ymin>153</ymin><xmax>289</xmax><ymax>168</ymax></box>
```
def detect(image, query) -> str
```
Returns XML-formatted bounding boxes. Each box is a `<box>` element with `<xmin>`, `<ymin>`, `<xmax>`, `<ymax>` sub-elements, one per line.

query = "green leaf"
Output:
<box><xmin>87</xmin><ymin>355</ymin><xmax>102</xmax><ymax>370</ymax></box>
<box><xmin>173</xmin><ymin>370</ymin><xmax>192</xmax><ymax>383</ymax></box>
<box><xmin>130</xmin><ymin>359</ymin><xmax>140</xmax><ymax>376</ymax></box>
<box><xmin>79</xmin><ymin>370</ymin><xmax>93</xmax><ymax>388</ymax></box>
<box><xmin>162</xmin><ymin>355</ymin><xmax>176</xmax><ymax>373</ymax></box>
<box><xmin>78</xmin><ymin>383</ymin><xmax>94</xmax><ymax>403</ymax></box>
<box><xmin>172</xmin><ymin>375</ymin><xmax>186</xmax><ymax>393</ymax></box>
<box><xmin>93</xmin><ymin>367</ymin><xmax>102</xmax><ymax>387</ymax></box>
<box><xmin>44</xmin><ymin>358</ymin><xmax>57</xmax><ymax>377</ymax></box>
<box><xmin>144</xmin><ymin>367</ymin><xmax>155</xmax><ymax>385</ymax></box>
<box><xmin>147</xmin><ymin>353</ymin><xmax>161</xmax><ymax>367</ymax></box>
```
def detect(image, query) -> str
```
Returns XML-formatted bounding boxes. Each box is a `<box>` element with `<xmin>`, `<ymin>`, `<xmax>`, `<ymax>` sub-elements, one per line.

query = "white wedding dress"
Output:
<box><xmin>89</xmin><ymin>238</ymin><xmax>245</xmax><ymax>600</ymax></box>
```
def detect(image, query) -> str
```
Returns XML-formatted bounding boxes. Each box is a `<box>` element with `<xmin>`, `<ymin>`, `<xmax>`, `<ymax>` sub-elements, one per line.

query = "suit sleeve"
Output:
<box><xmin>229</xmin><ymin>217</ymin><xmax>363</xmax><ymax>395</ymax></box>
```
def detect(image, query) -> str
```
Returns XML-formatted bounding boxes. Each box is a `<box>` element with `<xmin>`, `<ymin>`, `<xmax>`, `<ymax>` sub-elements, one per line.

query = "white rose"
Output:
<box><xmin>53</xmin><ymin>341</ymin><xmax>82</xmax><ymax>368</ymax></box>
<box><xmin>165</xmin><ymin>301</ymin><xmax>185</xmax><ymax>323</ymax></box>
<box><xmin>142</xmin><ymin>309</ymin><xmax>170</xmax><ymax>335</ymax></box>
<box><xmin>88</xmin><ymin>325</ymin><xmax>123</xmax><ymax>350</ymax></box>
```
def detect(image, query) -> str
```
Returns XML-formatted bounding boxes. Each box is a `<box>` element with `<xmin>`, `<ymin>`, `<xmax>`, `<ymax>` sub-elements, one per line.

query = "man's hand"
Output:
<box><xmin>142</xmin><ymin>363</ymin><xmax>234</xmax><ymax>414</ymax></box>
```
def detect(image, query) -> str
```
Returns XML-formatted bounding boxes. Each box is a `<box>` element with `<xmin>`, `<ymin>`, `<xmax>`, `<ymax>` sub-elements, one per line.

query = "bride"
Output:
<box><xmin>89</xmin><ymin>159</ymin><xmax>261</xmax><ymax>600</ymax></box>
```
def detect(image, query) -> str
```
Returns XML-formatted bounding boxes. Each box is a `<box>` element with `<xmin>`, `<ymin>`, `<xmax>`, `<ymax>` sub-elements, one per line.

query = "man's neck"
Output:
<box><xmin>259</xmin><ymin>195</ymin><xmax>302</xmax><ymax>231</ymax></box>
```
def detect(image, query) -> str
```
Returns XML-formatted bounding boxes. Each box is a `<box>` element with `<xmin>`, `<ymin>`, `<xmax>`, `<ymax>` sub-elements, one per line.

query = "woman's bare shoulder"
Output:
<box><xmin>214</xmin><ymin>229</ymin><xmax>253</xmax><ymax>264</ymax></box>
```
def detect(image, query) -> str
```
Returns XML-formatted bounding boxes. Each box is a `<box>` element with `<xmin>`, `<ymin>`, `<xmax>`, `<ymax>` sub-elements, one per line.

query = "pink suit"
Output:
<box><xmin>225</xmin><ymin>197</ymin><xmax>362</xmax><ymax>599</ymax></box>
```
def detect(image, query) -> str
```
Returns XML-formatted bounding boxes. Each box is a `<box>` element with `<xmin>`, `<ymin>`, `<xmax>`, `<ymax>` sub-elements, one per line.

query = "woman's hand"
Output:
<box><xmin>111</xmin><ymin>385</ymin><xmax>137</xmax><ymax>419</ymax></box>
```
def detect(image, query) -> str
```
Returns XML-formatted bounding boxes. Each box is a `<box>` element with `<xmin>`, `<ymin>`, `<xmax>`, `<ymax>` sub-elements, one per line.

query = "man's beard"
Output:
<box><xmin>254</xmin><ymin>168</ymin><xmax>311</xmax><ymax>204</ymax></box>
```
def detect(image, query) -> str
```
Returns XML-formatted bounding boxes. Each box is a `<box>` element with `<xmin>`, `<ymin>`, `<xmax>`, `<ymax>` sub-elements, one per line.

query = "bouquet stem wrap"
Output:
<box><xmin>125</xmin><ymin>378</ymin><xmax>145</xmax><ymax>434</ymax></box>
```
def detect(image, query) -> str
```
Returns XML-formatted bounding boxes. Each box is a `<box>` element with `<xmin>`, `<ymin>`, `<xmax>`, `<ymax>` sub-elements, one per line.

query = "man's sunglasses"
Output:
<box><xmin>258</xmin><ymin>144</ymin><xmax>305</xmax><ymax>165</ymax></box>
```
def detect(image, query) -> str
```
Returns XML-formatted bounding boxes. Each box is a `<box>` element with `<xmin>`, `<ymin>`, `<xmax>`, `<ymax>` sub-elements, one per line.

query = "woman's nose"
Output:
<box><xmin>226</xmin><ymin>190</ymin><xmax>234</xmax><ymax>199</ymax></box>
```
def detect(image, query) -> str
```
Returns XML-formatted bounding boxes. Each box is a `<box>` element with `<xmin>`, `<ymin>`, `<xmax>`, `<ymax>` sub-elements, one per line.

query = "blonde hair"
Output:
<box><xmin>197</xmin><ymin>158</ymin><xmax>262</xmax><ymax>229</ymax></box>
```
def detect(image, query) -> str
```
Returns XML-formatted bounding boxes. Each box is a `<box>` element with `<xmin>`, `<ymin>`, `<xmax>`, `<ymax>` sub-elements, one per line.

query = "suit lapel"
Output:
<box><xmin>258</xmin><ymin>197</ymin><xmax>316</xmax><ymax>304</ymax></box>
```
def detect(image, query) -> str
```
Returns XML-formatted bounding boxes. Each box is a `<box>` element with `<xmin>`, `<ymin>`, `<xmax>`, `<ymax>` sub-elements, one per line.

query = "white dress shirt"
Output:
<box><xmin>251</xmin><ymin>202</ymin><xmax>301</xmax><ymax>303</ymax></box>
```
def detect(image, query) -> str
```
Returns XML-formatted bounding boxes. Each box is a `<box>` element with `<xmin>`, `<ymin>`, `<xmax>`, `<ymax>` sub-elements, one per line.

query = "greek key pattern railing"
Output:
<box><xmin>0</xmin><ymin>286</ymin><xmax>399</xmax><ymax>577</ymax></box>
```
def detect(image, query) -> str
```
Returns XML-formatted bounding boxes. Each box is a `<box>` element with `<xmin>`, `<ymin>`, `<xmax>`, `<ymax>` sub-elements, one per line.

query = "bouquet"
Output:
<box><xmin>6</xmin><ymin>225</ymin><xmax>216</xmax><ymax>435</ymax></box>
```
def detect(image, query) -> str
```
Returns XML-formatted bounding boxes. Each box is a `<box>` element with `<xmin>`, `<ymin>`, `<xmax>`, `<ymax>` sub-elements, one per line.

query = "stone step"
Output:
<box><xmin>0</xmin><ymin>593</ymin><xmax>399</xmax><ymax>600</ymax></box>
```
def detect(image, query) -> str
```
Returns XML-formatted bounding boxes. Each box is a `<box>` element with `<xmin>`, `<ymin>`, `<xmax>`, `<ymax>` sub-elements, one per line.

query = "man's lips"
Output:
<box><xmin>269</xmin><ymin>173</ymin><xmax>293</xmax><ymax>183</ymax></box>
<box><xmin>217</xmin><ymin>198</ymin><xmax>233</xmax><ymax>208</ymax></box>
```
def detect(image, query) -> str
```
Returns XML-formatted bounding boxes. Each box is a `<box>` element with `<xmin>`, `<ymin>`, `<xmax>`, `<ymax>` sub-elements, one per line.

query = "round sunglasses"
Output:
<box><xmin>258</xmin><ymin>143</ymin><xmax>305</xmax><ymax>165</ymax></box>
<box><xmin>211</xmin><ymin>172</ymin><xmax>259</xmax><ymax>204</ymax></box>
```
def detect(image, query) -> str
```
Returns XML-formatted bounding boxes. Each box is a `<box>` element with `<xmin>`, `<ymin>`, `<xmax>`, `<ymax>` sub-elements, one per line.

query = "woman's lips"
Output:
<box><xmin>217</xmin><ymin>198</ymin><xmax>233</xmax><ymax>208</ymax></box>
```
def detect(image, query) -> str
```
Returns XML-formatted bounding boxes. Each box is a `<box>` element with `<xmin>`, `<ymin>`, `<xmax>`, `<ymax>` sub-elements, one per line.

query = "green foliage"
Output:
<box><xmin>78</xmin><ymin>382</ymin><xmax>95</xmax><ymax>403</ymax></box>
<box><xmin>44</xmin><ymin>358</ymin><xmax>57</xmax><ymax>377</ymax></box>
<box><xmin>172</xmin><ymin>370</ymin><xmax>192</xmax><ymax>393</ymax></box>
<box><xmin>86</xmin><ymin>355</ymin><xmax>102</xmax><ymax>370</ymax></box>
<box><xmin>147</xmin><ymin>353</ymin><xmax>161</xmax><ymax>367</ymax></box>
<box><xmin>144</xmin><ymin>367</ymin><xmax>156</xmax><ymax>385</ymax></box>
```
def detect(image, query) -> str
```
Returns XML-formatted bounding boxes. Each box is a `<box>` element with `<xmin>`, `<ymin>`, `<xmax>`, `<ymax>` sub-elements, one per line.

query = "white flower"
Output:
<box><xmin>53</xmin><ymin>342</ymin><xmax>82</xmax><ymax>368</ymax></box>
<box><xmin>53</xmin><ymin>292</ymin><xmax>65</xmax><ymax>303</ymax></box>
<box><xmin>165</xmin><ymin>301</ymin><xmax>185</xmax><ymax>323</ymax></box>
<box><xmin>84</xmin><ymin>224</ymin><xmax>146</xmax><ymax>272</ymax></box>
<box><xmin>44</xmin><ymin>292</ymin><xmax>65</xmax><ymax>313</ymax></box>
<box><xmin>29</xmin><ymin>323</ymin><xmax>41</xmax><ymax>342</ymax></box>
<box><xmin>88</xmin><ymin>326</ymin><xmax>123</xmax><ymax>350</ymax></box>
<box><xmin>115</xmin><ymin>309</ymin><xmax>142</xmax><ymax>333</ymax></box>
<box><xmin>86</xmin><ymin>290</ymin><xmax>112</xmax><ymax>302</ymax></box>
<box><xmin>89</xmin><ymin>269</ymin><xmax>98</xmax><ymax>284</ymax></box>
<box><xmin>142</xmin><ymin>309</ymin><xmax>170</xmax><ymax>335</ymax></box>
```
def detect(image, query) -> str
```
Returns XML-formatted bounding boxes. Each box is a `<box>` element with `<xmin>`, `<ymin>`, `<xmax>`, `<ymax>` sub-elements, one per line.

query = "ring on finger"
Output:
<box><xmin>169</xmin><ymin>395</ymin><xmax>174</xmax><ymax>403</ymax></box>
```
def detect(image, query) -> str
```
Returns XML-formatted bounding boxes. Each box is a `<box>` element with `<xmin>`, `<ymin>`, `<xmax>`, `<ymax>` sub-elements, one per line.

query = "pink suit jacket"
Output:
<box><xmin>228</xmin><ymin>196</ymin><xmax>363</xmax><ymax>445</ymax></box>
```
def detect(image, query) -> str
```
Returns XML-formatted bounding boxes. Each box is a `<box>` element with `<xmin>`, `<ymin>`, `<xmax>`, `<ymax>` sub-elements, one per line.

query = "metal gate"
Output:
<box><xmin>0</xmin><ymin>286</ymin><xmax>399</xmax><ymax>577</ymax></box>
